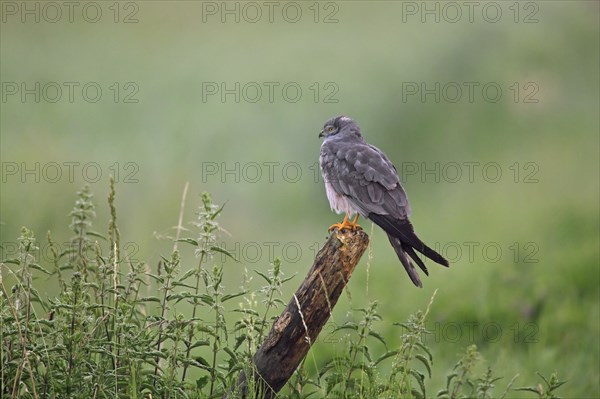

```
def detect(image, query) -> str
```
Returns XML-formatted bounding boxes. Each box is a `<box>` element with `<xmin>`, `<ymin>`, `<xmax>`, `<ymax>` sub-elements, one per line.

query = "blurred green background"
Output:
<box><xmin>1</xmin><ymin>1</ymin><xmax>598</xmax><ymax>397</ymax></box>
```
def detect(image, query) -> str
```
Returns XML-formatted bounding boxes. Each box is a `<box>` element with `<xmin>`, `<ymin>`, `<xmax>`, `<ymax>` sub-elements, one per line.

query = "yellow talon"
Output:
<box><xmin>328</xmin><ymin>214</ymin><xmax>362</xmax><ymax>232</ymax></box>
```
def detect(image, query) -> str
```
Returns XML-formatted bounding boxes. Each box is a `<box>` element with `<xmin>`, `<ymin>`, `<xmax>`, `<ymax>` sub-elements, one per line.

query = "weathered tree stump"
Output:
<box><xmin>226</xmin><ymin>228</ymin><xmax>369</xmax><ymax>399</ymax></box>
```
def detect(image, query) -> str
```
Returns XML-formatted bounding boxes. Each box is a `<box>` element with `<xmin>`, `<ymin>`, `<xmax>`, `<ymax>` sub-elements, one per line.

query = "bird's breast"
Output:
<box><xmin>320</xmin><ymin>144</ymin><xmax>359</xmax><ymax>216</ymax></box>
<box><xmin>324</xmin><ymin>179</ymin><xmax>357</xmax><ymax>215</ymax></box>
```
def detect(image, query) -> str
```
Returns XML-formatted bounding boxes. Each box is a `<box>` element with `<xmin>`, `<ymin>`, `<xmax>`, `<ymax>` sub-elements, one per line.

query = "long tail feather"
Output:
<box><xmin>404</xmin><ymin>245</ymin><xmax>429</xmax><ymax>275</ymax></box>
<box><xmin>369</xmin><ymin>213</ymin><xmax>449</xmax><ymax>267</ymax></box>
<box><xmin>387</xmin><ymin>235</ymin><xmax>423</xmax><ymax>288</ymax></box>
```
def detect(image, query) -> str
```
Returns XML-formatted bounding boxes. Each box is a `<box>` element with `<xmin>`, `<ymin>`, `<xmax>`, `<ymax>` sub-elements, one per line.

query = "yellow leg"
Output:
<box><xmin>328</xmin><ymin>213</ymin><xmax>362</xmax><ymax>232</ymax></box>
<box><xmin>328</xmin><ymin>214</ymin><xmax>349</xmax><ymax>232</ymax></box>
<box><xmin>349</xmin><ymin>214</ymin><xmax>361</xmax><ymax>230</ymax></box>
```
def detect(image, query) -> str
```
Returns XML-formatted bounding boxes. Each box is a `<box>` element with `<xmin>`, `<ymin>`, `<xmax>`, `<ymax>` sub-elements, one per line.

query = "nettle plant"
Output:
<box><xmin>1</xmin><ymin>181</ymin><xmax>565</xmax><ymax>399</ymax></box>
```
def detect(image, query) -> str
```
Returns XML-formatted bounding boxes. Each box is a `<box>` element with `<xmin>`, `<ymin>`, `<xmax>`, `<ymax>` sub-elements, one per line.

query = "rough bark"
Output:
<box><xmin>226</xmin><ymin>228</ymin><xmax>369</xmax><ymax>399</ymax></box>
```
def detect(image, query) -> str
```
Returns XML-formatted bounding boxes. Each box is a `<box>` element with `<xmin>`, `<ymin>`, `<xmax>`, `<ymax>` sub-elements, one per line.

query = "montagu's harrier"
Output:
<box><xmin>319</xmin><ymin>115</ymin><xmax>449</xmax><ymax>287</ymax></box>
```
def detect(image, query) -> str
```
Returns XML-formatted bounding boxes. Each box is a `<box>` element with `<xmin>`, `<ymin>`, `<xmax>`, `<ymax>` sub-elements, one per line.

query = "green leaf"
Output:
<box><xmin>281</xmin><ymin>274</ymin><xmax>297</xmax><ymax>283</ymax></box>
<box><xmin>199</xmin><ymin>294</ymin><xmax>214</xmax><ymax>306</ymax></box>
<box><xmin>178</xmin><ymin>268</ymin><xmax>197</xmax><ymax>281</ymax></box>
<box><xmin>333</xmin><ymin>323</ymin><xmax>358</xmax><ymax>332</ymax></box>
<box><xmin>172</xmin><ymin>281</ymin><xmax>197</xmax><ymax>289</ymax></box>
<box><xmin>415</xmin><ymin>354</ymin><xmax>432</xmax><ymax>378</ymax></box>
<box><xmin>415</xmin><ymin>341</ymin><xmax>433</xmax><ymax>362</ymax></box>
<box><xmin>211</xmin><ymin>245</ymin><xmax>238</xmax><ymax>261</ymax></box>
<box><xmin>196</xmin><ymin>376</ymin><xmax>209</xmax><ymax>389</ymax></box>
<box><xmin>139</xmin><ymin>296</ymin><xmax>161</xmax><ymax>303</ymax></box>
<box><xmin>223</xmin><ymin>347</ymin><xmax>238</xmax><ymax>361</ymax></box>
<box><xmin>513</xmin><ymin>387</ymin><xmax>542</xmax><ymax>393</ymax></box>
<box><xmin>87</xmin><ymin>230</ymin><xmax>106</xmax><ymax>239</ymax></box>
<box><xmin>410</xmin><ymin>369</ymin><xmax>426</xmax><ymax>396</ymax></box>
<box><xmin>194</xmin><ymin>356</ymin><xmax>210</xmax><ymax>368</ymax></box>
<box><xmin>254</xmin><ymin>270</ymin><xmax>272</xmax><ymax>284</ymax></box>
<box><xmin>189</xmin><ymin>340</ymin><xmax>210</xmax><ymax>349</ymax></box>
<box><xmin>222</xmin><ymin>291</ymin><xmax>247</xmax><ymax>302</ymax></box>
<box><xmin>233</xmin><ymin>335</ymin><xmax>247</xmax><ymax>351</ymax></box>
<box><xmin>210</xmin><ymin>203</ymin><xmax>226</xmax><ymax>220</ymax></box>
<box><xmin>375</xmin><ymin>350</ymin><xmax>399</xmax><ymax>366</ymax></box>
<box><xmin>368</xmin><ymin>330</ymin><xmax>387</xmax><ymax>347</ymax></box>
<box><xmin>177</xmin><ymin>238</ymin><xmax>199</xmax><ymax>246</ymax></box>
<box><xmin>232</xmin><ymin>308</ymin><xmax>260</xmax><ymax>316</ymax></box>
<box><xmin>445</xmin><ymin>373</ymin><xmax>457</xmax><ymax>390</ymax></box>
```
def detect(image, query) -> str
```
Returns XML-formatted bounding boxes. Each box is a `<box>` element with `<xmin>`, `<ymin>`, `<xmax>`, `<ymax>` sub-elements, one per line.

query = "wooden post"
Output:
<box><xmin>226</xmin><ymin>228</ymin><xmax>369</xmax><ymax>399</ymax></box>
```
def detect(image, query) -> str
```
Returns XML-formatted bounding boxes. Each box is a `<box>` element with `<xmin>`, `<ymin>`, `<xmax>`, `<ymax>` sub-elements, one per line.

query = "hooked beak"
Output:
<box><xmin>318</xmin><ymin>129</ymin><xmax>324</xmax><ymax>138</ymax></box>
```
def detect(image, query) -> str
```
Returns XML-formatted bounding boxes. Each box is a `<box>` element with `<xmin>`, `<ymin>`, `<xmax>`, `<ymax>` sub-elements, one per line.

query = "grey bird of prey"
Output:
<box><xmin>319</xmin><ymin>115</ymin><xmax>449</xmax><ymax>287</ymax></box>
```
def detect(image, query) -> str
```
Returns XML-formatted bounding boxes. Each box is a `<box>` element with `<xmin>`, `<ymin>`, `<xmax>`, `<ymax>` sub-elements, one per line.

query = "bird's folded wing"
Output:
<box><xmin>320</xmin><ymin>141</ymin><xmax>411</xmax><ymax>218</ymax></box>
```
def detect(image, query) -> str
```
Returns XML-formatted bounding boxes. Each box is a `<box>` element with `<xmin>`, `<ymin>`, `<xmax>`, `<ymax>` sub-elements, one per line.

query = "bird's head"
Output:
<box><xmin>319</xmin><ymin>115</ymin><xmax>362</xmax><ymax>140</ymax></box>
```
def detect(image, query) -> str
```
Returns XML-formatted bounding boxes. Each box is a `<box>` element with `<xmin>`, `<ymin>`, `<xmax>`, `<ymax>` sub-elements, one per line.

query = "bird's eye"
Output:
<box><xmin>327</xmin><ymin>126</ymin><xmax>336</xmax><ymax>133</ymax></box>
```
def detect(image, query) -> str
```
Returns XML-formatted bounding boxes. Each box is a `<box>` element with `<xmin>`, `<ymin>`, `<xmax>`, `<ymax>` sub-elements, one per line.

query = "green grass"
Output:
<box><xmin>1</xmin><ymin>184</ymin><xmax>570</xmax><ymax>398</ymax></box>
<box><xmin>1</xmin><ymin>2</ymin><xmax>598</xmax><ymax>398</ymax></box>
